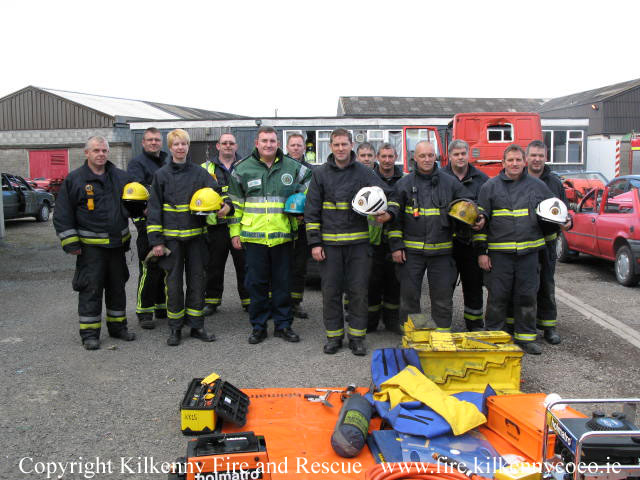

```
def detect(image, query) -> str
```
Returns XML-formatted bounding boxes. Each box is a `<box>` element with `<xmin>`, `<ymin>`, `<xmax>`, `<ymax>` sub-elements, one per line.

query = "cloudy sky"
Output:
<box><xmin>2</xmin><ymin>0</ymin><xmax>637</xmax><ymax>118</ymax></box>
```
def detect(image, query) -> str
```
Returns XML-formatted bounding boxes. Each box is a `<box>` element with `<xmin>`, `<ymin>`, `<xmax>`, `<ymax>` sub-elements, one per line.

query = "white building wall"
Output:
<box><xmin>587</xmin><ymin>137</ymin><xmax>619</xmax><ymax>180</ymax></box>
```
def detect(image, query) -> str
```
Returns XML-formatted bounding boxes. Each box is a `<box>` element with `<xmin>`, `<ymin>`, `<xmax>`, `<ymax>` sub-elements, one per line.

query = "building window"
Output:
<box><xmin>487</xmin><ymin>124</ymin><xmax>513</xmax><ymax>142</ymax></box>
<box><xmin>543</xmin><ymin>129</ymin><xmax>584</xmax><ymax>164</ymax></box>
<box><xmin>313</xmin><ymin>130</ymin><xmax>330</xmax><ymax>165</ymax></box>
<box><xmin>568</xmin><ymin>130</ymin><xmax>583</xmax><ymax>164</ymax></box>
<box><xmin>388</xmin><ymin>130</ymin><xmax>403</xmax><ymax>165</ymax></box>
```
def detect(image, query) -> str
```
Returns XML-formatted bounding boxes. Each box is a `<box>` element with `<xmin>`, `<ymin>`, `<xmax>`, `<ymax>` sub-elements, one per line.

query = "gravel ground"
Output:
<box><xmin>1</xmin><ymin>218</ymin><xmax>639</xmax><ymax>479</ymax></box>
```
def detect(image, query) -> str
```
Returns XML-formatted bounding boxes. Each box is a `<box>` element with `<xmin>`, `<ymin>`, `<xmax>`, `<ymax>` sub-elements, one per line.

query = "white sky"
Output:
<box><xmin>2</xmin><ymin>0</ymin><xmax>638</xmax><ymax>118</ymax></box>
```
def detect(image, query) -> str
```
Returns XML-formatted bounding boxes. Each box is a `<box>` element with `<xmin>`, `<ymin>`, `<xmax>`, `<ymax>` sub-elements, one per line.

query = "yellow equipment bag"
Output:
<box><xmin>373</xmin><ymin>365</ymin><xmax>486</xmax><ymax>435</ymax></box>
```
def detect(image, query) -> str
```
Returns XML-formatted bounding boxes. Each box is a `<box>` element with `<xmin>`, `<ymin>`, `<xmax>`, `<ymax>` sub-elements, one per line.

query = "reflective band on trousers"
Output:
<box><xmin>488</xmin><ymin>238</ymin><xmax>545</xmax><ymax>251</ymax></box>
<box><xmin>326</xmin><ymin>328</ymin><xmax>344</xmax><ymax>338</ymax></box>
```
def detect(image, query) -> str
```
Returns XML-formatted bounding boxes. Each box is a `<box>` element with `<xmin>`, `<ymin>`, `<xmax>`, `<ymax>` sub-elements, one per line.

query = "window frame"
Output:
<box><xmin>486</xmin><ymin>123</ymin><xmax>514</xmax><ymax>143</ymax></box>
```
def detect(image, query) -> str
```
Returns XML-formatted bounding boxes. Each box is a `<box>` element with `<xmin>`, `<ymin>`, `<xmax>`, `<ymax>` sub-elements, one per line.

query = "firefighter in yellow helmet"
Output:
<box><xmin>127</xmin><ymin>127</ymin><xmax>169</xmax><ymax>329</ymax></box>
<box><xmin>441</xmin><ymin>139</ymin><xmax>489</xmax><ymax>333</ymax></box>
<box><xmin>146</xmin><ymin>129</ymin><xmax>233</xmax><ymax>346</ymax></box>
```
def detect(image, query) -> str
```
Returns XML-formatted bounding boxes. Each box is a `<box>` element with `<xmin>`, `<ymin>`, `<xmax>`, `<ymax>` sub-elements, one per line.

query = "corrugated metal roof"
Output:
<box><xmin>145</xmin><ymin>101</ymin><xmax>248</xmax><ymax>120</ymax></box>
<box><xmin>42</xmin><ymin>88</ymin><xmax>180</xmax><ymax>120</ymax></box>
<box><xmin>338</xmin><ymin>96</ymin><xmax>545</xmax><ymax>116</ymax></box>
<box><xmin>40</xmin><ymin>88</ymin><xmax>248</xmax><ymax>121</ymax></box>
<box><xmin>538</xmin><ymin>78</ymin><xmax>640</xmax><ymax>112</ymax></box>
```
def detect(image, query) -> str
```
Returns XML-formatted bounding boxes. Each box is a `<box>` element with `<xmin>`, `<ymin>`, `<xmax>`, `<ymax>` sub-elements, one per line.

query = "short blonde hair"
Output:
<box><xmin>167</xmin><ymin>129</ymin><xmax>190</xmax><ymax>148</ymax></box>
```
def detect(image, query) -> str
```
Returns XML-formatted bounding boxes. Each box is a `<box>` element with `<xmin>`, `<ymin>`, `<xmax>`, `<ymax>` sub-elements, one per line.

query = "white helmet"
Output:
<box><xmin>352</xmin><ymin>186</ymin><xmax>387</xmax><ymax>216</ymax></box>
<box><xmin>536</xmin><ymin>197</ymin><xmax>569</xmax><ymax>224</ymax></box>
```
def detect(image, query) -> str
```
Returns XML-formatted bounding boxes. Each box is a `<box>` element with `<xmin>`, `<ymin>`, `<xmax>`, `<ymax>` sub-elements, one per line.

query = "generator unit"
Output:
<box><xmin>542</xmin><ymin>398</ymin><xmax>640</xmax><ymax>480</ymax></box>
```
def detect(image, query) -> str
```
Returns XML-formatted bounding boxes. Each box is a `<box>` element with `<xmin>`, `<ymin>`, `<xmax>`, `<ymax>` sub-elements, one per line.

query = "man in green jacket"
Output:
<box><xmin>228</xmin><ymin>126</ymin><xmax>312</xmax><ymax>344</ymax></box>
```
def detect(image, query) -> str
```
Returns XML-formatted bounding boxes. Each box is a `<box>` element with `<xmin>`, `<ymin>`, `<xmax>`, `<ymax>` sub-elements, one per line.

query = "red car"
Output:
<box><xmin>557</xmin><ymin>186</ymin><xmax>640</xmax><ymax>286</ymax></box>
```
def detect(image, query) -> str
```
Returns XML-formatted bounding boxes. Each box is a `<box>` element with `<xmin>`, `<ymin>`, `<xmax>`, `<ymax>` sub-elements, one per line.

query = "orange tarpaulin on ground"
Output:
<box><xmin>220</xmin><ymin>388</ymin><xmax>532</xmax><ymax>479</ymax></box>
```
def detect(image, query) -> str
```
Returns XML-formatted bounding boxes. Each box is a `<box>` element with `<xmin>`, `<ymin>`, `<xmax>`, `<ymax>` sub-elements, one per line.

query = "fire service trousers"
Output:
<box><xmin>484</xmin><ymin>251</ymin><xmax>539</xmax><ymax>344</ymax></box>
<box><xmin>320</xmin><ymin>243</ymin><xmax>371</xmax><ymax>340</ymax></box>
<box><xmin>536</xmin><ymin>241</ymin><xmax>558</xmax><ymax>328</ymax></box>
<box><xmin>205</xmin><ymin>225</ymin><xmax>249</xmax><ymax>309</ymax></box>
<box><xmin>134</xmin><ymin>220</ymin><xmax>167</xmax><ymax>319</ymax></box>
<box><xmin>291</xmin><ymin>223</ymin><xmax>309</xmax><ymax>306</ymax></box>
<box><xmin>73</xmin><ymin>245</ymin><xmax>129</xmax><ymax>341</ymax></box>
<box><xmin>368</xmin><ymin>243</ymin><xmax>400</xmax><ymax>331</ymax></box>
<box><xmin>397</xmin><ymin>252</ymin><xmax>457</xmax><ymax>330</ymax></box>
<box><xmin>244</xmin><ymin>242</ymin><xmax>293</xmax><ymax>331</ymax></box>
<box><xmin>452</xmin><ymin>239</ymin><xmax>484</xmax><ymax>327</ymax></box>
<box><xmin>160</xmin><ymin>237</ymin><xmax>207</xmax><ymax>330</ymax></box>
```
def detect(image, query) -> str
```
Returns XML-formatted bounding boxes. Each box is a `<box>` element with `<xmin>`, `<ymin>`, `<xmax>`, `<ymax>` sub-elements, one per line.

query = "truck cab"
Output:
<box><xmin>402</xmin><ymin>112</ymin><xmax>543</xmax><ymax>176</ymax></box>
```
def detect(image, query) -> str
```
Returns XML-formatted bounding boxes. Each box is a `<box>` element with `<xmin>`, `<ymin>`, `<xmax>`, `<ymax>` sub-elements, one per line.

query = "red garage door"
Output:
<box><xmin>29</xmin><ymin>150</ymin><xmax>69</xmax><ymax>179</ymax></box>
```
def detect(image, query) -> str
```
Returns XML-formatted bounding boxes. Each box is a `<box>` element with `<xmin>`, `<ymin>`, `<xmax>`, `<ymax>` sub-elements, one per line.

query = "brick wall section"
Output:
<box><xmin>0</xmin><ymin>127</ymin><xmax>132</xmax><ymax>175</ymax></box>
<box><xmin>0</xmin><ymin>149</ymin><xmax>28</xmax><ymax>176</ymax></box>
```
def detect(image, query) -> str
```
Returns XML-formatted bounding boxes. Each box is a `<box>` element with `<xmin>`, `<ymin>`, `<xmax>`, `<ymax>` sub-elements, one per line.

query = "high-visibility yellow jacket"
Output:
<box><xmin>228</xmin><ymin>148</ymin><xmax>311</xmax><ymax>247</ymax></box>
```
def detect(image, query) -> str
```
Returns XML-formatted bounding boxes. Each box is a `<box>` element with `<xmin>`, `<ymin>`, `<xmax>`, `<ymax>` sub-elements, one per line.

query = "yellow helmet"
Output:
<box><xmin>122</xmin><ymin>182</ymin><xmax>149</xmax><ymax>201</ymax></box>
<box><xmin>190</xmin><ymin>188</ymin><xmax>223</xmax><ymax>215</ymax></box>
<box><xmin>448</xmin><ymin>198</ymin><xmax>479</xmax><ymax>226</ymax></box>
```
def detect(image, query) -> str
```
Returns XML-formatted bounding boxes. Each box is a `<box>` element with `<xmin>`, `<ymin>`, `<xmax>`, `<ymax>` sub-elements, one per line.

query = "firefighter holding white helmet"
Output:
<box><xmin>147</xmin><ymin>129</ymin><xmax>232</xmax><ymax>347</ymax></box>
<box><xmin>305</xmin><ymin>129</ymin><xmax>392</xmax><ymax>356</ymax></box>
<box><xmin>387</xmin><ymin>141</ymin><xmax>474</xmax><ymax>334</ymax></box>
<box><xmin>474</xmin><ymin>144</ymin><xmax>555</xmax><ymax>355</ymax></box>
<box><xmin>525</xmin><ymin>140</ymin><xmax>572</xmax><ymax>345</ymax></box>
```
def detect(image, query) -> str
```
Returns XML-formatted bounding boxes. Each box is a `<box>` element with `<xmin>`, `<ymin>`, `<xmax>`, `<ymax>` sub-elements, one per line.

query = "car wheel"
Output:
<box><xmin>556</xmin><ymin>232</ymin><xmax>578</xmax><ymax>263</ymax></box>
<box><xmin>36</xmin><ymin>202</ymin><xmax>50</xmax><ymax>222</ymax></box>
<box><xmin>614</xmin><ymin>244</ymin><xmax>640</xmax><ymax>287</ymax></box>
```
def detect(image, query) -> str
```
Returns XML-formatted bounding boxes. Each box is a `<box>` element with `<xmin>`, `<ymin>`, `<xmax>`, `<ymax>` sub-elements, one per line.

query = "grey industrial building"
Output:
<box><xmin>0</xmin><ymin>86</ymin><xmax>246</xmax><ymax>179</ymax></box>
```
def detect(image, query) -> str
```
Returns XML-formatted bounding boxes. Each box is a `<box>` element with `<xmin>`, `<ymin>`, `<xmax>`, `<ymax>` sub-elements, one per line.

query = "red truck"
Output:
<box><xmin>402</xmin><ymin>112</ymin><xmax>543</xmax><ymax>176</ymax></box>
<box><xmin>557</xmin><ymin>186</ymin><xmax>640</xmax><ymax>286</ymax></box>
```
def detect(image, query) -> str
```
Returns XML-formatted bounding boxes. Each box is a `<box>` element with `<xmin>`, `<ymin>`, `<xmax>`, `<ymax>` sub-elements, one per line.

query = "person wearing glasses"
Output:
<box><xmin>201</xmin><ymin>133</ymin><xmax>250</xmax><ymax>315</ymax></box>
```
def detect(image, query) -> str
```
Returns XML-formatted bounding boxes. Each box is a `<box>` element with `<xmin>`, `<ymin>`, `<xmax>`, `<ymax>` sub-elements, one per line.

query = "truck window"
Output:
<box><xmin>487</xmin><ymin>124</ymin><xmax>513</xmax><ymax>142</ymax></box>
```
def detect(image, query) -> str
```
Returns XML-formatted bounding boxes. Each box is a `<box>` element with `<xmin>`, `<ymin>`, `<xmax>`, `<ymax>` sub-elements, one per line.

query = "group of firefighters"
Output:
<box><xmin>53</xmin><ymin>126</ymin><xmax>571</xmax><ymax>356</ymax></box>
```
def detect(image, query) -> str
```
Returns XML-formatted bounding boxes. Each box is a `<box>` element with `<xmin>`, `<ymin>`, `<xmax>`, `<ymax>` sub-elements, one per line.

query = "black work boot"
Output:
<box><xmin>274</xmin><ymin>327</ymin><xmax>300</xmax><ymax>342</ymax></box>
<box><xmin>109</xmin><ymin>327</ymin><xmax>136</xmax><ymax>341</ymax></box>
<box><xmin>516</xmin><ymin>341</ymin><xmax>542</xmax><ymax>355</ymax></box>
<box><xmin>543</xmin><ymin>327</ymin><xmax>561</xmax><ymax>345</ymax></box>
<box><xmin>465</xmin><ymin>319</ymin><xmax>484</xmax><ymax>332</ymax></box>
<box><xmin>167</xmin><ymin>329</ymin><xmax>182</xmax><ymax>346</ymax></box>
<box><xmin>138</xmin><ymin>314</ymin><xmax>155</xmax><ymax>330</ymax></box>
<box><xmin>83</xmin><ymin>338</ymin><xmax>100</xmax><ymax>350</ymax></box>
<box><xmin>190</xmin><ymin>327</ymin><xmax>216</xmax><ymax>342</ymax></box>
<box><xmin>203</xmin><ymin>305</ymin><xmax>217</xmax><ymax>316</ymax></box>
<box><xmin>248</xmin><ymin>329</ymin><xmax>267</xmax><ymax>344</ymax></box>
<box><xmin>348</xmin><ymin>338</ymin><xmax>367</xmax><ymax>356</ymax></box>
<box><xmin>323</xmin><ymin>338</ymin><xmax>342</xmax><ymax>354</ymax></box>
